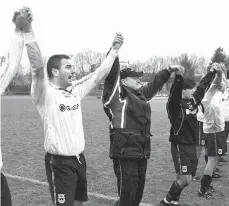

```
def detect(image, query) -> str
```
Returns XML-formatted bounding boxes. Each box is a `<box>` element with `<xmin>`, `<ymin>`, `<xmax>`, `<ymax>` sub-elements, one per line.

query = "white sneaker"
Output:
<box><xmin>227</xmin><ymin>140</ymin><xmax>229</xmax><ymax>144</ymax></box>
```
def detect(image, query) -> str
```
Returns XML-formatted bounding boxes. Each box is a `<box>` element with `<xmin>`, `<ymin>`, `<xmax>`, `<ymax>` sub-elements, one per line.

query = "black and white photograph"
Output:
<box><xmin>0</xmin><ymin>0</ymin><xmax>228</xmax><ymax>205</ymax></box>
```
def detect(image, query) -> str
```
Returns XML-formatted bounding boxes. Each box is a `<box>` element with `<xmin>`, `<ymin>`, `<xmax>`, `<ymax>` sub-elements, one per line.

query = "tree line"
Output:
<box><xmin>1</xmin><ymin>47</ymin><xmax>228</xmax><ymax>89</ymax></box>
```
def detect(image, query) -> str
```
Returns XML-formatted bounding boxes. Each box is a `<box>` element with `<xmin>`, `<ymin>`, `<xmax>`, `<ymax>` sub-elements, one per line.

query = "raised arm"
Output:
<box><xmin>19</xmin><ymin>8</ymin><xmax>48</xmax><ymax>105</ymax></box>
<box><xmin>0</xmin><ymin>30</ymin><xmax>24</xmax><ymax>95</ymax></box>
<box><xmin>71</xmin><ymin>34</ymin><xmax>123</xmax><ymax>99</ymax></box>
<box><xmin>102</xmin><ymin>48</ymin><xmax>120</xmax><ymax>104</ymax></box>
<box><xmin>139</xmin><ymin>65</ymin><xmax>183</xmax><ymax>101</ymax></box>
<box><xmin>193</xmin><ymin>66</ymin><xmax>218</xmax><ymax>106</ymax></box>
<box><xmin>139</xmin><ymin>69</ymin><xmax>171</xmax><ymax>101</ymax></box>
<box><xmin>201</xmin><ymin>72</ymin><xmax>222</xmax><ymax>107</ymax></box>
<box><xmin>166</xmin><ymin>74</ymin><xmax>183</xmax><ymax>119</ymax></box>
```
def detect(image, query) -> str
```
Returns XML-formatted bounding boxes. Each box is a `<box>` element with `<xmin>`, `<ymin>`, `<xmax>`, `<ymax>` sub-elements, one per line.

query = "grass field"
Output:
<box><xmin>1</xmin><ymin>96</ymin><xmax>229</xmax><ymax>206</ymax></box>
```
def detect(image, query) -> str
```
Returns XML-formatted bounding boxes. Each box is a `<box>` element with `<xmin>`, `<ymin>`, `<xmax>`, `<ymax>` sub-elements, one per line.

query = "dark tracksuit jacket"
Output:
<box><xmin>167</xmin><ymin>71</ymin><xmax>217</xmax><ymax>145</ymax></box>
<box><xmin>102</xmin><ymin>56</ymin><xmax>171</xmax><ymax>160</ymax></box>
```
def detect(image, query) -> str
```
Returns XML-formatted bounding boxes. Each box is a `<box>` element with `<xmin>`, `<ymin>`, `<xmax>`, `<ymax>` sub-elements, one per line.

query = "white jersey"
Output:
<box><xmin>196</xmin><ymin>105</ymin><xmax>205</xmax><ymax>123</ymax></box>
<box><xmin>222</xmin><ymin>81</ymin><xmax>229</xmax><ymax>121</ymax></box>
<box><xmin>202</xmin><ymin>83</ymin><xmax>225</xmax><ymax>133</ymax></box>
<box><xmin>0</xmin><ymin>30</ymin><xmax>24</xmax><ymax>170</ymax></box>
<box><xmin>0</xmin><ymin>31</ymin><xmax>24</xmax><ymax>95</ymax></box>
<box><xmin>35</xmin><ymin>83</ymin><xmax>86</xmax><ymax>156</ymax></box>
<box><xmin>24</xmin><ymin>32</ymin><xmax>118</xmax><ymax>157</ymax></box>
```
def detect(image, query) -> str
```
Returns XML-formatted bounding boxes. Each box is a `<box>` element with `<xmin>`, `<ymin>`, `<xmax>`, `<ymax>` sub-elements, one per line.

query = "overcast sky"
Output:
<box><xmin>0</xmin><ymin>0</ymin><xmax>228</xmax><ymax>64</ymax></box>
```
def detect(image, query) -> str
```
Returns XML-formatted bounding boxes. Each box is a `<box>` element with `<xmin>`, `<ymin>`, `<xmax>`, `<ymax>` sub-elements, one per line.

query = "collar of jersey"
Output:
<box><xmin>49</xmin><ymin>82</ymin><xmax>71</xmax><ymax>93</ymax></box>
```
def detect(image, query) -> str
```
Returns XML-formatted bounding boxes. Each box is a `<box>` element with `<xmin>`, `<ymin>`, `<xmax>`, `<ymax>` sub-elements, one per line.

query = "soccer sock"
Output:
<box><xmin>200</xmin><ymin>175</ymin><xmax>212</xmax><ymax>192</ymax></box>
<box><xmin>205</xmin><ymin>155</ymin><xmax>208</xmax><ymax>164</ymax></box>
<box><xmin>192</xmin><ymin>158</ymin><xmax>199</xmax><ymax>177</ymax></box>
<box><xmin>166</xmin><ymin>181</ymin><xmax>183</xmax><ymax>202</ymax></box>
<box><xmin>192</xmin><ymin>171</ymin><xmax>196</xmax><ymax>177</ymax></box>
<box><xmin>197</xmin><ymin>158</ymin><xmax>199</xmax><ymax>168</ymax></box>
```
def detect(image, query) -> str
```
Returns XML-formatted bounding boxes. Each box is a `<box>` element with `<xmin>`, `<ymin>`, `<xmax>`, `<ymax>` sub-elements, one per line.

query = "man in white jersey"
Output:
<box><xmin>222</xmin><ymin>79</ymin><xmax>229</xmax><ymax>148</ymax></box>
<box><xmin>226</xmin><ymin>72</ymin><xmax>229</xmax><ymax>145</ymax></box>
<box><xmin>193</xmin><ymin>94</ymin><xmax>223</xmax><ymax>181</ymax></box>
<box><xmin>198</xmin><ymin>63</ymin><xmax>226</xmax><ymax>198</ymax></box>
<box><xmin>17</xmin><ymin>7</ymin><xmax>123</xmax><ymax>206</ymax></box>
<box><xmin>0</xmin><ymin>10</ymin><xmax>30</xmax><ymax>206</ymax></box>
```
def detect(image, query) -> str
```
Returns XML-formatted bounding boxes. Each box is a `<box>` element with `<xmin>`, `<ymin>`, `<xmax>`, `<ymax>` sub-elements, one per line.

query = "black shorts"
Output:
<box><xmin>196</xmin><ymin>122</ymin><xmax>206</xmax><ymax>147</ymax></box>
<box><xmin>171</xmin><ymin>143</ymin><xmax>196</xmax><ymax>175</ymax></box>
<box><xmin>45</xmin><ymin>153</ymin><xmax>88</xmax><ymax>206</ymax></box>
<box><xmin>205</xmin><ymin>131</ymin><xmax>226</xmax><ymax>157</ymax></box>
<box><xmin>1</xmin><ymin>173</ymin><xmax>12</xmax><ymax>206</ymax></box>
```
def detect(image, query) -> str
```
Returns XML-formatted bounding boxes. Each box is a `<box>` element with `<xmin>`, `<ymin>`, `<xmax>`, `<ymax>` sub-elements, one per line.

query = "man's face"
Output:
<box><xmin>182</xmin><ymin>87</ymin><xmax>195</xmax><ymax>99</ymax></box>
<box><xmin>13</xmin><ymin>12</ymin><xmax>23</xmax><ymax>30</ymax></box>
<box><xmin>123</xmin><ymin>76</ymin><xmax>142</xmax><ymax>90</ymax></box>
<box><xmin>58</xmin><ymin>58</ymin><xmax>74</xmax><ymax>88</ymax></box>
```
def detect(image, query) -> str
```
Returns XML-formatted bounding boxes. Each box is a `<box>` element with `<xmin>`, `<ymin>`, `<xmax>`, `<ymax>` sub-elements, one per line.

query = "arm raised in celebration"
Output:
<box><xmin>71</xmin><ymin>34</ymin><xmax>124</xmax><ymax>99</ymax></box>
<box><xmin>0</xmin><ymin>12</ymin><xmax>25</xmax><ymax>94</ymax></box>
<box><xmin>19</xmin><ymin>7</ymin><xmax>48</xmax><ymax>105</ymax></box>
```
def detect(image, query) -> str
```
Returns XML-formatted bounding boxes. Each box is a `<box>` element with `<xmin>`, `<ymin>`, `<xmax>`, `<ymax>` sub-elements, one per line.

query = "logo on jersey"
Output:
<box><xmin>185</xmin><ymin>108</ymin><xmax>197</xmax><ymax>115</ymax></box>
<box><xmin>185</xmin><ymin>102</ymin><xmax>197</xmax><ymax>115</ymax></box>
<box><xmin>58</xmin><ymin>194</ymin><xmax>65</xmax><ymax>204</ymax></box>
<box><xmin>59</xmin><ymin>104</ymin><xmax>79</xmax><ymax>112</ymax></box>
<box><xmin>188</xmin><ymin>103</ymin><xmax>193</xmax><ymax>110</ymax></box>
<box><xmin>218</xmin><ymin>149</ymin><xmax>222</xmax><ymax>155</ymax></box>
<box><xmin>182</xmin><ymin>166</ymin><xmax>187</xmax><ymax>173</ymax></box>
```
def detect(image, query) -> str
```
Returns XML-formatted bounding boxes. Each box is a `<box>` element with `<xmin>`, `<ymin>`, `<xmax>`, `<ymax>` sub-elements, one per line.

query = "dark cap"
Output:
<box><xmin>182</xmin><ymin>78</ymin><xmax>196</xmax><ymax>90</ymax></box>
<box><xmin>120</xmin><ymin>68</ymin><xmax>143</xmax><ymax>79</ymax></box>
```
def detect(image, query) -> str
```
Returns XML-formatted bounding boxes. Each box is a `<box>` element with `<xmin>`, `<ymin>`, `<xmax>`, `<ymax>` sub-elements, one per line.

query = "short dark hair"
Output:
<box><xmin>47</xmin><ymin>54</ymin><xmax>70</xmax><ymax>79</ymax></box>
<box><xmin>182</xmin><ymin>78</ymin><xmax>196</xmax><ymax>90</ymax></box>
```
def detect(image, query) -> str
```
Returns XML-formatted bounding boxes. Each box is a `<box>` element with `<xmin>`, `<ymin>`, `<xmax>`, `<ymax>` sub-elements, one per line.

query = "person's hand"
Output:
<box><xmin>111</xmin><ymin>33</ymin><xmax>124</xmax><ymax>51</ymax></box>
<box><xmin>12</xmin><ymin>6</ymin><xmax>33</xmax><ymax>33</ymax></box>
<box><xmin>210</xmin><ymin>62</ymin><xmax>222</xmax><ymax>74</ymax></box>
<box><xmin>169</xmin><ymin>65</ymin><xmax>185</xmax><ymax>76</ymax></box>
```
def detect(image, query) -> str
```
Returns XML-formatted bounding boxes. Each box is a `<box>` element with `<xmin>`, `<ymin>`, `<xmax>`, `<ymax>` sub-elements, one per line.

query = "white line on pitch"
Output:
<box><xmin>4</xmin><ymin>173</ymin><xmax>154</xmax><ymax>206</ymax></box>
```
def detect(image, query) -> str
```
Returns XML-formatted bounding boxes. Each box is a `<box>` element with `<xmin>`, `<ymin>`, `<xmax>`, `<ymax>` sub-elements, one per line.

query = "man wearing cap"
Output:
<box><xmin>102</xmin><ymin>53</ymin><xmax>181</xmax><ymax>206</ymax></box>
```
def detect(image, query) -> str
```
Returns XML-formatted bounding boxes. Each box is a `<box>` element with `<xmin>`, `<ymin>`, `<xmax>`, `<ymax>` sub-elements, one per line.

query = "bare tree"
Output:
<box><xmin>178</xmin><ymin>53</ymin><xmax>198</xmax><ymax>78</ymax></box>
<box><xmin>72</xmin><ymin>52</ymin><xmax>86</xmax><ymax>78</ymax></box>
<box><xmin>195</xmin><ymin>57</ymin><xmax>208</xmax><ymax>75</ymax></box>
<box><xmin>129</xmin><ymin>61</ymin><xmax>146</xmax><ymax>72</ymax></box>
<box><xmin>72</xmin><ymin>50</ymin><xmax>106</xmax><ymax>79</ymax></box>
<box><xmin>146</xmin><ymin>56</ymin><xmax>160</xmax><ymax>73</ymax></box>
<box><xmin>163</xmin><ymin>56</ymin><xmax>179</xmax><ymax>68</ymax></box>
<box><xmin>145</xmin><ymin>56</ymin><xmax>173</xmax><ymax>73</ymax></box>
<box><xmin>157</xmin><ymin>57</ymin><xmax>168</xmax><ymax>70</ymax></box>
<box><xmin>84</xmin><ymin>50</ymin><xmax>103</xmax><ymax>72</ymax></box>
<box><xmin>89</xmin><ymin>52</ymin><xmax>106</xmax><ymax>72</ymax></box>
